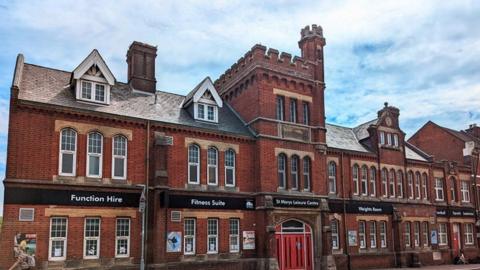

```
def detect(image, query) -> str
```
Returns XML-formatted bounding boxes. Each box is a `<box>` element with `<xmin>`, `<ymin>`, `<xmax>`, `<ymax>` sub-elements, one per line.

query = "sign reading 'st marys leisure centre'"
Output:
<box><xmin>5</xmin><ymin>187</ymin><xmax>141</xmax><ymax>207</ymax></box>
<box><xmin>273</xmin><ymin>197</ymin><xmax>320</xmax><ymax>208</ymax></box>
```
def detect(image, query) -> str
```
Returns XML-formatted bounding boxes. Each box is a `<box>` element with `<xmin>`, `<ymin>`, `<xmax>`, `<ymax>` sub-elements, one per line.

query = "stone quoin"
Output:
<box><xmin>1</xmin><ymin>24</ymin><xmax>480</xmax><ymax>270</ymax></box>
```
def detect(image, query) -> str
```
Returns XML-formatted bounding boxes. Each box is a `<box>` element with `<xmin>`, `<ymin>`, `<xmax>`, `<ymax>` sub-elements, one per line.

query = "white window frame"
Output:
<box><xmin>207</xmin><ymin>147</ymin><xmax>218</xmax><ymax>186</ymax></box>
<box><xmin>303</xmin><ymin>157</ymin><xmax>311</xmax><ymax>191</ymax></box>
<box><xmin>225</xmin><ymin>149</ymin><xmax>236</xmax><ymax>187</ymax></box>
<box><xmin>379</xmin><ymin>131</ymin><xmax>385</xmax><ymax>145</ymax></box>
<box><xmin>276</xmin><ymin>96</ymin><xmax>284</xmax><ymax>121</ymax></box>
<box><xmin>435</xmin><ymin>178</ymin><xmax>445</xmax><ymax>201</ymax></box>
<box><xmin>331</xmin><ymin>219</ymin><xmax>339</xmax><ymax>250</ymax></box>
<box><xmin>86</xmin><ymin>132</ymin><xmax>103</xmax><ymax>178</ymax></box>
<box><xmin>59</xmin><ymin>128</ymin><xmax>77</xmax><ymax>176</ymax></box>
<box><xmin>291</xmin><ymin>156</ymin><xmax>299</xmax><ymax>190</ymax></box>
<box><xmin>328</xmin><ymin>161</ymin><xmax>336</xmax><ymax>194</ymax></box>
<box><xmin>290</xmin><ymin>99</ymin><xmax>297</xmax><ymax>123</ymax></box>
<box><xmin>380</xmin><ymin>221</ymin><xmax>387</xmax><ymax>248</ymax></box>
<box><xmin>302</xmin><ymin>102</ymin><xmax>309</xmax><ymax>125</ymax></box>
<box><xmin>112</xmin><ymin>135</ymin><xmax>127</xmax><ymax>180</ymax></box>
<box><xmin>422</xmin><ymin>222</ymin><xmax>429</xmax><ymax>247</ymax></box>
<box><xmin>451</xmin><ymin>178</ymin><xmax>457</xmax><ymax>202</ymax></box>
<box><xmin>381</xmin><ymin>169</ymin><xmax>388</xmax><ymax>197</ymax></box>
<box><xmin>369</xmin><ymin>221</ymin><xmax>377</xmax><ymax>248</ymax></box>
<box><xmin>194</xmin><ymin>103</ymin><xmax>218</xmax><ymax>122</ymax></box>
<box><xmin>393</xmin><ymin>134</ymin><xmax>399</xmax><ymax>147</ymax></box>
<box><xmin>184</xmin><ymin>218</ymin><xmax>196</xmax><ymax>255</ymax></box>
<box><xmin>389</xmin><ymin>169</ymin><xmax>396</xmax><ymax>198</ymax></box>
<box><xmin>465</xmin><ymin>223</ymin><xmax>474</xmax><ymax>245</ymax></box>
<box><xmin>438</xmin><ymin>223</ymin><xmax>448</xmax><ymax>246</ymax></box>
<box><xmin>397</xmin><ymin>171</ymin><xmax>404</xmax><ymax>198</ymax></box>
<box><xmin>229</xmin><ymin>218</ymin><xmax>240</xmax><ymax>253</ymax></box>
<box><xmin>359</xmin><ymin>221</ymin><xmax>366</xmax><ymax>249</ymax></box>
<box><xmin>414</xmin><ymin>222</ymin><xmax>420</xmax><ymax>247</ymax></box>
<box><xmin>188</xmin><ymin>144</ymin><xmax>200</xmax><ymax>184</ymax></box>
<box><xmin>79</xmin><ymin>80</ymin><xmax>107</xmax><ymax>103</ymax></box>
<box><xmin>369</xmin><ymin>167</ymin><xmax>376</xmax><ymax>197</ymax></box>
<box><xmin>83</xmin><ymin>217</ymin><xmax>101</xmax><ymax>259</ymax></box>
<box><xmin>207</xmin><ymin>219</ymin><xmax>218</xmax><ymax>254</ymax></box>
<box><xmin>361</xmin><ymin>166</ymin><xmax>368</xmax><ymax>196</ymax></box>
<box><xmin>278</xmin><ymin>154</ymin><xmax>286</xmax><ymax>189</ymax></box>
<box><xmin>408</xmin><ymin>172</ymin><xmax>414</xmax><ymax>199</ymax></box>
<box><xmin>49</xmin><ymin>217</ymin><xmax>68</xmax><ymax>261</ymax></box>
<box><xmin>352</xmin><ymin>165</ymin><xmax>359</xmax><ymax>195</ymax></box>
<box><xmin>415</xmin><ymin>172</ymin><xmax>421</xmax><ymax>199</ymax></box>
<box><xmin>404</xmin><ymin>222</ymin><xmax>411</xmax><ymax>248</ymax></box>
<box><xmin>115</xmin><ymin>218</ymin><xmax>130</xmax><ymax>258</ymax></box>
<box><xmin>461</xmin><ymin>181</ymin><xmax>470</xmax><ymax>202</ymax></box>
<box><xmin>422</xmin><ymin>173</ymin><xmax>428</xmax><ymax>200</ymax></box>
<box><xmin>386</xmin><ymin>133</ymin><xmax>392</xmax><ymax>145</ymax></box>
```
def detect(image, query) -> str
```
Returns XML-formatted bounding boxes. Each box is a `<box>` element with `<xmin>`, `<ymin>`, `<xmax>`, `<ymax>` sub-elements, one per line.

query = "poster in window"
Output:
<box><xmin>243</xmin><ymin>231</ymin><xmax>255</xmax><ymax>250</ymax></box>
<box><xmin>430</xmin><ymin>230</ymin><xmax>438</xmax><ymax>245</ymax></box>
<box><xmin>348</xmin><ymin>230</ymin><xmax>357</xmax><ymax>246</ymax></box>
<box><xmin>14</xmin><ymin>233</ymin><xmax>36</xmax><ymax>267</ymax></box>
<box><xmin>166</xmin><ymin>232</ymin><xmax>182</xmax><ymax>252</ymax></box>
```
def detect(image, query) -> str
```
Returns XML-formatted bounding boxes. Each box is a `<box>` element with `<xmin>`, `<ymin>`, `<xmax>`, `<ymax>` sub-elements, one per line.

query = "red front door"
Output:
<box><xmin>275</xmin><ymin>220</ymin><xmax>313</xmax><ymax>270</ymax></box>
<box><xmin>452</xmin><ymin>223</ymin><xmax>461</xmax><ymax>256</ymax></box>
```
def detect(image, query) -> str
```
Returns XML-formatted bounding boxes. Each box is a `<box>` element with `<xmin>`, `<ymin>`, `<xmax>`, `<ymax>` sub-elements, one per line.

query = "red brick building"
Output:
<box><xmin>1</xmin><ymin>25</ymin><xmax>479</xmax><ymax>270</ymax></box>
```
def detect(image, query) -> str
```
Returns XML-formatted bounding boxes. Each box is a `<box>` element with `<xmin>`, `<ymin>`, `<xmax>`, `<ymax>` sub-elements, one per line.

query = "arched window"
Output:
<box><xmin>328</xmin><ymin>161</ymin><xmax>336</xmax><ymax>194</ymax></box>
<box><xmin>450</xmin><ymin>177</ymin><xmax>457</xmax><ymax>202</ymax></box>
<box><xmin>87</xmin><ymin>132</ymin><xmax>103</xmax><ymax>178</ymax></box>
<box><xmin>207</xmin><ymin>147</ymin><xmax>218</xmax><ymax>185</ymax></box>
<box><xmin>112</xmin><ymin>135</ymin><xmax>127</xmax><ymax>179</ymax></box>
<box><xmin>415</xmin><ymin>172</ymin><xmax>421</xmax><ymax>199</ymax></box>
<box><xmin>397</xmin><ymin>170</ymin><xmax>404</xmax><ymax>198</ymax></box>
<box><xmin>225</xmin><ymin>149</ymin><xmax>236</xmax><ymax>187</ymax></box>
<box><xmin>407</xmin><ymin>171</ymin><xmax>414</xmax><ymax>199</ymax></box>
<box><xmin>331</xmin><ymin>219</ymin><xmax>339</xmax><ymax>250</ymax></box>
<box><xmin>381</xmin><ymin>168</ymin><xmax>388</xmax><ymax>197</ymax></box>
<box><xmin>278</xmin><ymin>154</ymin><xmax>287</xmax><ymax>189</ymax></box>
<box><xmin>352</xmin><ymin>164</ymin><xmax>359</xmax><ymax>195</ymax></box>
<box><xmin>389</xmin><ymin>169</ymin><xmax>396</xmax><ymax>198</ymax></box>
<box><xmin>291</xmin><ymin>156</ymin><xmax>299</xmax><ymax>190</ymax></box>
<box><xmin>59</xmin><ymin>128</ymin><xmax>77</xmax><ymax>176</ymax></box>
<box><xmin>361</xmin><ymin>165</ymin><xmax>368</xmax><ymax>196</ymax></box>
<box><xmin>303</xmin><ymin>157</ymin><xmax>311</xmax><ymax>191</ymax></box>
<box><xmin>422</xmin><ymin>173</ymin><xmax>428</xmax><ymax>200</ymax></box>
<box><xmin>188</xmin><ymin>144</ymin><xmax>200</xmax><ymax>184</ymax></box>
<box><xmin>369</xmin><ymin>167</ymin><xmax>376</xmax><ymax>197</ymax></box>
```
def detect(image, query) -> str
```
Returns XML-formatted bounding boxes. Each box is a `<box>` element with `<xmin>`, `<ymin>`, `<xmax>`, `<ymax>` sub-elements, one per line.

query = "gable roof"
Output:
<box><xmin>15</xmin><ymin>60</ymin><xmax>252</xmax><ymax>138</ymax></box>
<box><xmin>72</xmin><ymin>49</ymin><xmax>115</xmax><ymax>85</ymax></box>
<box><xmin>183</xmin><ymin>77</ymin><xmax>223</xmax><ymax>108</ymax></box>
<box><xmin>353</xmin><ymin>118</ymin><xmax>378</xmax><ymax>141</ymax></box>
<box><xmin>415</xmin><ymin>121</ymin><xmax>479</xmax><ymax>143</ymax></box>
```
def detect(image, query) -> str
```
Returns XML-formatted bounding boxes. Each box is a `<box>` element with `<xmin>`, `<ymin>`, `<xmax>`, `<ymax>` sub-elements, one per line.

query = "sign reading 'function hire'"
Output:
<box><xmin>436</xmin><ymin>207</ymin><xmax>475</xmax><ymax>218</ymax></box>
<box><xmin>273</xmin><ymin>197</ymin><xmax>320</xmax><ymax>208</ymax></box>
<box><xmin>164</xmin><ymin>194</ymin><xmax>255</xmax><ymax>210</ymax></box>
<box><xmin>5</xmin><ymin>187</ymin><xmax>141</xmax><ymax>207</ymax></box>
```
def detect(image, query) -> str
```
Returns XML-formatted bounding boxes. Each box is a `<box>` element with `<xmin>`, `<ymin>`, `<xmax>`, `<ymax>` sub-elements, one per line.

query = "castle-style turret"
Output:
<box><xmin>298</xmin><ymin>24</ymin><xmax>326</xmax><ymax>82</ymax></box>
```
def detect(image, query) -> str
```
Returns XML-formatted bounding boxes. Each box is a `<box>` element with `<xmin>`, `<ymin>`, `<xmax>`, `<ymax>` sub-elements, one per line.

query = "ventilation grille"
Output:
<box><xmin>171</xmin><ymin>211</ymin><xmax>181</xmax><ymax>222</ymax></box>
<box><xmin>19</xmin><ymin>208</ymin><xmax>35</xmax><ymax>221</ymax></box>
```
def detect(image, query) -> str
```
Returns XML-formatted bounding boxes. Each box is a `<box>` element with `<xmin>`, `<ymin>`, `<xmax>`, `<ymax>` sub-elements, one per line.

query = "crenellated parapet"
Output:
<box><xmin>214</xmin><ymin>43</ymin><xmax>316</xmax><ymax>94</ymax></box>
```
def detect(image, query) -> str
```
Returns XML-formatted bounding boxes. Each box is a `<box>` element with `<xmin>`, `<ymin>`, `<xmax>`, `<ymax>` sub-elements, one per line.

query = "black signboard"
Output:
<box><xmin>163</xmin><ymin>194</ymin><xmax>255</xmax><ymax>210</ymax></box>
<box><xmin>5</xmin><ymin>187</ymin><xmax>141</xmax><ymax>207</ymax></box>
<box><xmin>436</xmin><ymin>207</ymin><xmax>475</xmax><ymax>218</ymax></box>
<box><xmin>273</xmin><ymin>197</ymin><xmax>320</xmax><ymax>208</ymax></box>
<box><xmin>329</xmin><ymin>200</ymin><xmax>393</xmax><ymax>215</ymax></box>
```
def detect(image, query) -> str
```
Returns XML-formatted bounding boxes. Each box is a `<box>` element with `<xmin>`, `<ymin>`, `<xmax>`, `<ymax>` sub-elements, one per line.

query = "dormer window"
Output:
<box><xmin>72</xmin><ymin>50</ymin><xmax>115</xmax><ymax>105</ymax></box>
<box><xmin>80</xmin><ymin>80</ymin><xmax>107</xmax><ymax>103</ymax></box>
<box><xmin>195</xmin><ymin>103</ymin><xmax>218</xmax><ymax>122</ymax></box>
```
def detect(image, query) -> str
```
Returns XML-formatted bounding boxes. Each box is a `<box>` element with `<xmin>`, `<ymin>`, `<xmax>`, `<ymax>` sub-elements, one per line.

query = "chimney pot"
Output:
<box><xmin>127</xmin><ymin>41</ymin><xmax>157</xmax><ymax>93</ymax></box>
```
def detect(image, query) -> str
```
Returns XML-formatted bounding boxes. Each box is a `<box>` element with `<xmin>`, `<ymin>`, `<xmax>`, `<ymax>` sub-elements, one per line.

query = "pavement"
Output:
<box><xmin>377</xmin><ymin>264</ymin><xmax>480</xmax><ymax>270</ymax></box>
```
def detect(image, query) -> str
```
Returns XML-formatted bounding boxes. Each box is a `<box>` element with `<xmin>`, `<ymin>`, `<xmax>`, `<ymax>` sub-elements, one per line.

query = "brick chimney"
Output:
<box><xmin>298</xmin><ymin>24</ymin><xmax>326</xmax><ymax>82</ymax></box>
<box><xmin>127</xmin><ymin>41</ymin><xmax>157</xmax><ymax>93</ymax></box>
<box><xmin>466</xmin><ymin>123</ymin><xmax>480</xmax><ymax>139</ymax></box>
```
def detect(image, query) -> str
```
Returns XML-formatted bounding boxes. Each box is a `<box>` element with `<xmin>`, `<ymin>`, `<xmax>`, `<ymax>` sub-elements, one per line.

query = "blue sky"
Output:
<box><xmin>1</xmin><ymin>0</ymin><xmax>480</xmax><ymax>215</ymax></box>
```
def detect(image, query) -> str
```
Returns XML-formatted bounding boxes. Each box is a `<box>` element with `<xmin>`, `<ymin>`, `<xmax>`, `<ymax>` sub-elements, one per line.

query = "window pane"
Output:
<box><xmin>88</xmin><ymin>133</ymin><xmax>102</xmax><ymax>154</ymax></box>
<box><xmin>95</xmin><ymin>84</ymin><xmax>105</xmax><ymax>102</ymax></box>
<box><xmin>61</xmin><ymin>129</ymin><xmax>76</xmax><ymax>151</ymax></box>
<box><xmin>198</xmin><ymin>104</ymin><xmax>204</xmax><ymax>119</ymax></box>
<box><xmin>189</xmin><ymin>165</ymin><xmax>197</xmax><ymax>183</ymax></box>
<box><xmin>62</xmin><ymin>153</ymin><xmax>74</xmax><ymax>174</ymax></box>
<box><xmin>226</xmin><ymin>169</ymin><xmax>234</xmax><ymax>185</ymax></box>
<box><xmin>113</xmin><ymin>136</ymin><xmax>126</xmax><ymax>156</ymax></box>
<box><xmin>207</xmin><ymin>106</ymin><xmax>215</xmax><ymax>120</ymax></box>
<box><xmin>188</xmin><ymin>145</ymin><xmax>199</xmax><ymax>163</ymax></box>
<box><xmin>89</xmin><ymin>156</ymin><xmax>100</xmax><ymax>176</ymax></box>
<box><xmin>114</xmin><ymin>158</ymin><xmax>125</xmax><ymax>178</ymax></box>
<box><xmin>82</xmin><ymin>81</ymin><xmax>92</xmax><ymax>99</ymax></box>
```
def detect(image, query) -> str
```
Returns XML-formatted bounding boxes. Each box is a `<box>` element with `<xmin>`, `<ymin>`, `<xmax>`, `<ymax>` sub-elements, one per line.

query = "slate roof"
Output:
<box><xmin>353</xmin><ymin>119</ymin><xmax>378</xmax><ymax>141</ymax></box>
<box><xmin>17</xmin><ymin>63</ymin><xmax>253</xmax><ymax>137</ymax></box>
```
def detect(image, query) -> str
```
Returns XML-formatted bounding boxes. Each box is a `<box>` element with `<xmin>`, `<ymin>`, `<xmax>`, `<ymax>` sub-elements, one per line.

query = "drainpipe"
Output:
<box><xmin>472</xmin><ymin>149</ymin><xmax>479</xmax><ymax>231</ymax></box>
<box><xmin>340</xmin><ymin>151</ymin><xmax>351</xmax><ymax>270</ymax></box>
<box><xmin>143</xmin><ymin>120</ymin><xmax>151</xmax><ymax>269</ymax></box>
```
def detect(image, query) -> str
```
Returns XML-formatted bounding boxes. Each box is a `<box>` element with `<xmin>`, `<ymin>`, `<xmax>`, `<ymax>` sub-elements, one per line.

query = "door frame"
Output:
<box><xmin>275</xmin><ymin>219</ymin><xmax>314</xmax><ymax>270</ymax></box>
